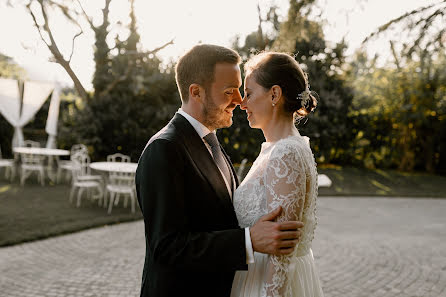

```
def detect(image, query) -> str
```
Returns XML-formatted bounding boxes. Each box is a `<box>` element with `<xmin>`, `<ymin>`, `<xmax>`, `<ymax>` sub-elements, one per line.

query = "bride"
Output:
<box><xmin>231</xmin><ymin>52</ymin><xmax>324</xmax><ymax>297</ymax></box>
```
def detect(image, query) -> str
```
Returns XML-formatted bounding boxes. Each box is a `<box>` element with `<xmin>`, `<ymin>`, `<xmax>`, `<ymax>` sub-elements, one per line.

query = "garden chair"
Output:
<box><xmin>56</xmin><ymin>144</ymin><xmax>88</xmax><ymax>183</ymax></box>
<box><xmin>20</xmin><ymin>152</ymin><xmax>45</xmax><ymax>186</ymax></box>
<box><xmin>105</xmin><ymin>171</ymin><xmax>136</xmax><ymax>214</ymax></box>
<box><xmin>104</xmin><ymin>153</ymin><xmax>134</xmax><ymax>213</ymax></box>
<box><xmin>70</xmin><ymin>151</ymin><xmax>103</xmax><ymax>184</ymax></box>
<box><xmin>106</xmin><ymin>153</ymin><xmax>131</xmax><ymax>163</ymax></box>
<box><xmin>69</xmin><ymin>152</ymin><xmax>103</xmax><ymax>207</ymax></box>
<box><xmin>0</xmin><ymin>146</ymin><xmax>15</xmax><ymax>182</ymax></box>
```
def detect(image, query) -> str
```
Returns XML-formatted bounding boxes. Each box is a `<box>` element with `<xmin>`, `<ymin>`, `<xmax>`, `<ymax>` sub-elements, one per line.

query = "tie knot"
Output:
<box><xmin>204</xmin><ymin>133</ymin><xmax>220</xmax><ymax>148</ymax></box>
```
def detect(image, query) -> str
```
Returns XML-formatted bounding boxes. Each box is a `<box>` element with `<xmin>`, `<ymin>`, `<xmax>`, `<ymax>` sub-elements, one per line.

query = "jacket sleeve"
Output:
<box><xmin>136</xmin><ymin>138</ymin><xmax>246</xmax><ymax>272</ymax></box>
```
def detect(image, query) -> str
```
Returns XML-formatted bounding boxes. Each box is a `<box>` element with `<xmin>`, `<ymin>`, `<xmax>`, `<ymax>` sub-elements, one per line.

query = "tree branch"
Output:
<box><xmin>26</xmin><ymin>0</ymin><xmax>88</xmax><ymax>101</ymax></box>
<box><xmin>68</xmin><ymin>30</ymin><xmax>83</xmax><ymax>63</ymax></box>
<box><xmin>26</xmin><ymin>2</ymin><xmax>51</xmax><ymax>48</ymax></box>
<box><xmin>75</xmin><ymin>0</ymin><xmax>95</xmax><ymax>29</ymax></box>
<box><xmin>363</xmin><ymin>1</ymin><xmax>444</xmax><ymax>43</ymax></box>
<box><xmin>123</xmin><ymin>39</ymin><xmax>174</xmax><ymax>58</ymax></box>
<box><xmin>97</xmin><ymin>63</ymin><xmax>134</xmax><ymax>99</ymax></box>
<box><xmin>98</xmin><ymin>39</ymin><xmax>174</xmax><ymax>98</ymax></box>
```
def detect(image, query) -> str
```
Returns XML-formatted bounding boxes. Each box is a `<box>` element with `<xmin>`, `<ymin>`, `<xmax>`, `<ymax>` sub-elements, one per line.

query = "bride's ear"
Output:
<box><xmin>271</xmin><ymin>85</ymin><xmax>282</xmax><ymax>105</ymax></box>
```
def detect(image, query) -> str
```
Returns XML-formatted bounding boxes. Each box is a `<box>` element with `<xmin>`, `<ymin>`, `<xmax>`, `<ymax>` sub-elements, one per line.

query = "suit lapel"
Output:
<box><xmin>171</xmin><ymin>114</ymin><xmax>233</xmax><ymax>207</ymax></box>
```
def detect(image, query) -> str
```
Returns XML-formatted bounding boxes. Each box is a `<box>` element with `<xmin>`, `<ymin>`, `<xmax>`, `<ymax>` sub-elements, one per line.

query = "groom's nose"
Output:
<box><xmin>232</xmin><ymin>89</ymin><xmax>242</xmax><ymax>105</ymax></box>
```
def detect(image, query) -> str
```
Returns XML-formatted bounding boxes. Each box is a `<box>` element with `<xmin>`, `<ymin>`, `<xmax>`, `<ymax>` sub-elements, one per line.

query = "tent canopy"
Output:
<box><xmin>0</xmin><ymin>78</ymin><xmax>61</xmax><ymax>150</ymax></box>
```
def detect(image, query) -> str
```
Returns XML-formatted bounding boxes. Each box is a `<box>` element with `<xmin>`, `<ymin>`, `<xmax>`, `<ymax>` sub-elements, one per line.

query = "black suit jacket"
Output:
<box><xmin>136</xmin><ymin>113</ymin><xmax>247</xmax><ymax>297</ymax></box>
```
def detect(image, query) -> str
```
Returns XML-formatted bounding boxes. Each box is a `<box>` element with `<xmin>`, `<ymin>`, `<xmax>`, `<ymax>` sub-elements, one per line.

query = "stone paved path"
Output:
<box><xmin>1</xmin><ymin>197</ymin><xmax>445</xmax><ymax>297</ymax></box>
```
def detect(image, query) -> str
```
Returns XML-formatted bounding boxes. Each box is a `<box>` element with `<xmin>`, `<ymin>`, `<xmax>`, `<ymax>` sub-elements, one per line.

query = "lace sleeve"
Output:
<box><xmin>262</xmin><ymin>142</ymin><xmax>307</xmax><ymax>297</ymax></box>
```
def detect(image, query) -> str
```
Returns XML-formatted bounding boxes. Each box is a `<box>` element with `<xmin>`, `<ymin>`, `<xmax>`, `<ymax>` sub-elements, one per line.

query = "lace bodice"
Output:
<box><xmin>233</xmin><ymin>134</ymin><xmax>319</xmax><ymax>297</ymax></box>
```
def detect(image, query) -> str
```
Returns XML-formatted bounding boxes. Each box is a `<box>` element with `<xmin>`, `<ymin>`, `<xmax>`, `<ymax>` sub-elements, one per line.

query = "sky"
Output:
<box><xmin>0</xmin><ymin>0</ymin><xmax>439</xmax><ymax>90</ymax></box>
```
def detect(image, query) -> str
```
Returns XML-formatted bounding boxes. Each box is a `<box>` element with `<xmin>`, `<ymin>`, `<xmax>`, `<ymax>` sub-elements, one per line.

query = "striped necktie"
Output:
<box><xmin>203</xmin><ymin>133</ymin><xmax>233</xmax><ymax>192</ymax></box>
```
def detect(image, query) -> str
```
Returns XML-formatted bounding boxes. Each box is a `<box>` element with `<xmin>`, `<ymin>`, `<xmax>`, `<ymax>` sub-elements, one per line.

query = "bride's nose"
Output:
<box><xmin>240</xmin><ymin>96</ymin><xmax>248</xmax><ymax>110</ymax></box>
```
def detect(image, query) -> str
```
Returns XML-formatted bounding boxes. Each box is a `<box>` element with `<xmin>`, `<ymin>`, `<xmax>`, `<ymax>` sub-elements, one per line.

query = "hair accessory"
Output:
<box><xmin>297</xmin><ymin>83</ymin><xmax>311</xmax><ymax>108</ymax></box>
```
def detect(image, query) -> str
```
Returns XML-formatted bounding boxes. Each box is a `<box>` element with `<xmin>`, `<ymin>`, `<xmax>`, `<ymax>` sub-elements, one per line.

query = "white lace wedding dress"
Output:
<box><xmin>231</xmin><ymin>134</ymin><xmax>324</xmax><ymax>297</ymax></box>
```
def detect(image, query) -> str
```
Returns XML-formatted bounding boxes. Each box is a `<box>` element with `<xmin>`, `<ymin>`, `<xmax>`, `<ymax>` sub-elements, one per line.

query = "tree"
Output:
<box><xmin>221</xmin><ymin>0</ymin><xmax>354</xmax><ymax>165</ymax></box>
<box><xmin>357</xmin><ymin>0</ymin><xmax>446</xmax><ymax>173</ymax></box>
<box><xmin>57</xmin><ymin>1</ymin><xmax>180</xmax><ymax>161</ymax></box>
<box><xmin>19</xmin><ymin>0</ymin><xmax>173</xmax><ymax>101</ymax></box>
<box><xmin>7</xmin><ymin>0</ymin><xmax>179</xmax><ymax>160</ymax></box>
<box><xmin>220</xmin><ymin>3</ymin><xmax>283</xmax><ymax>164</ymax></box>
<box><xmin>364</xmin><ymin>0</ymin><xmax>446</xmax><ymax>58</ymax></box>
<box><xmin>271</xmin><ymin>0</ymin><xmax>354</xmax><ymax>164</ymax></box>
<box><xmin>346</xmin><ymin>48</ymin><xmax>446</xmax><ymax>173</ymax></box>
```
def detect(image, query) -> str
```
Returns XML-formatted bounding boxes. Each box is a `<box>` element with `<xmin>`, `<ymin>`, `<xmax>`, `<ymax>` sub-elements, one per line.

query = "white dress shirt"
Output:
<box><xmin>177</xmin><ymin>109</ymin><xmax>255</xmax><ymax>264</ymax></box>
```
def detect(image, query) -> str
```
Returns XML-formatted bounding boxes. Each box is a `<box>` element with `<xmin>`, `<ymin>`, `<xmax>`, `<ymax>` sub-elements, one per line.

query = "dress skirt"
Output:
<box><xmin>231</xmin><ymin>249</ymin><xmax>324</xmax><ymax>297</ymax></box>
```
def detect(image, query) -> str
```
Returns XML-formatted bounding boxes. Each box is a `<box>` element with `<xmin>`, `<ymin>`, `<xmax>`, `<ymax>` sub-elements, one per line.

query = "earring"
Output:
<box><xmin>272</xmin><ymin>103</ymin><xmax>276</xmax><ymax>107</ymax></box>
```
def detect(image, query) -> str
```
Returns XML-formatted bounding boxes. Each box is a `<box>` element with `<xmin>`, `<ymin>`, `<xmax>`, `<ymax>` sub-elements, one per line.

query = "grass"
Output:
<box><xmin>0</xmin><ymin>177</ymin><xmax>142</xmax><ymax>247</ymax></box>
<box><xmin>317</xmin><ymin>166</ymin><xmax>446</xmax><ymax>197</ymax></box>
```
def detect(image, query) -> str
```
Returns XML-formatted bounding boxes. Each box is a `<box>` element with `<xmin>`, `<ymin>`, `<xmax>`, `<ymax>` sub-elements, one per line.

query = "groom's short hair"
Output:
<box><xmin>175</xmin><ymin>44</ymin><xmax>241</xmax><ymax>103</ymax></box>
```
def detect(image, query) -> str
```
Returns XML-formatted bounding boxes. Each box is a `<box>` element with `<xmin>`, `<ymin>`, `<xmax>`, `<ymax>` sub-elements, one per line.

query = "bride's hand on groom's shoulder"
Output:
<box><xmin>249</xmin><ymin>206</ymin><xmax>303</xmax><ymax>256</ymax></box>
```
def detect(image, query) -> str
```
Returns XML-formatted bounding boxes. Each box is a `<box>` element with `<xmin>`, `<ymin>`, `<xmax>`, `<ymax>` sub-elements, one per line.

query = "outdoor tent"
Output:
<box><xmin>0</xmin><ymin>78</ymin><xmax>60</xmax><ymax>150</ymax></box>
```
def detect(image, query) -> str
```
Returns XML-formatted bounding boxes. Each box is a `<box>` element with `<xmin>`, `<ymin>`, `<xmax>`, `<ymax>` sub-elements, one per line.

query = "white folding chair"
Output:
<box><xmin>0</xmin><ymin>147</ymin><xmax>15</xmax><ymax>182</ymax></box>
<box><xmin>105</xmin><ymin>171</ymin><xmax>136</xmax><ymax>214</ymax></box>
<box><xmin>20</xmin><ymin>152</ymin><xmax>45</xmax><ymax>186</ymax></box>
<box><xmin>70</xmin><ymin>151</ymin><xmax>103</xmax><ymax>183</ymax></box>
<box><xmin>56</xmin><ymin>144</ymin><xmax>88</xmax><ymax>183</ymax></box>
<box><xmin>104</xmin><ymin>153</ymin><xmax>134</xmax><ymax>213</ymax></box>
<box><xmin>69</xmin><ymin>152</ymin><xmax>103</xmax><ymax>207</ymax></box>
<box><xmin>106</xmin><ymin>153</ymin><xmax>131</xmax><ymax>163</ymax></box>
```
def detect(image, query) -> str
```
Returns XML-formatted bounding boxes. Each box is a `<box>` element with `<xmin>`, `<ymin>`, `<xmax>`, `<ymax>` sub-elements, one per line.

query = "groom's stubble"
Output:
<box><xmin>202</xmin><ymin>94</ymin><xmax>235</xmax><ymax>130</ymax></box>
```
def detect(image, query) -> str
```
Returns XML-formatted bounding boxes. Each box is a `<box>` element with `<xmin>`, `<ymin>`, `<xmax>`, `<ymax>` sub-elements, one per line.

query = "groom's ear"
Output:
<box><xmin>189</xmin><ymin>84</ymin><xmax>203</xmax><ymax>103</ymax></box>
<box><xmin>271</xmin><ymin>85</ymin><xmax>282</xmax><ymax>105</ymax></box>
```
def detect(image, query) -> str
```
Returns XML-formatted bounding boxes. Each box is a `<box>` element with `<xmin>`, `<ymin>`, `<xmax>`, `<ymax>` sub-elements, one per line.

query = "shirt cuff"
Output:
<box><xmin>245</xmin><ymin>227</ymin><xmax>255</xmax><ymax>264</ymax></box>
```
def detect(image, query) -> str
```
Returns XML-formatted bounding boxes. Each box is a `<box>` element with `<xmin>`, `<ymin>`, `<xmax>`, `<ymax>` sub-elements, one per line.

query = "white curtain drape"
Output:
<box><xmin>0</xmin><ymin>78</ymin><xmax>22</xmax><ymax>147</ymax></box>
<box><xmin>0</xmin><ymin>78</ymin><xmax>54</xmax><ymax>149</ymax></box>
<box><xmin>45</xmin><ymin>85</ymin><xmax>60</xmax><ymax>148</ymax></box>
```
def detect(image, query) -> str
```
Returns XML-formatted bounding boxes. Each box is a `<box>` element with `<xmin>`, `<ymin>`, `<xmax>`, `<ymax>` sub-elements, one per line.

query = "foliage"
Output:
<box><xmin>346</xmin><ymin>49</ymin><xmax>446</xmax><ymax>173</ymax></box>
<box><xmin>224</xmin><ymin>0</ymin><xmax>355</xmax><ymax>165</ymax></box>
<box><xmin>0</xmin><ymin>53</ymin><xmax>26</xmax><ymax>79</ymax></box>
<box><xmin>58</xmin><ymin>60</ymin><xmax>179</xmax><ymax>162</ymax></box>
<box><xmin>363</xmin><ymin>0</ymin><xmax>446</xmax><ymax>56</ymax></box>
<box><xmin>58</xmin><ymin>4</ymin><xmax>179</xmax><ymax>161</ymax></box>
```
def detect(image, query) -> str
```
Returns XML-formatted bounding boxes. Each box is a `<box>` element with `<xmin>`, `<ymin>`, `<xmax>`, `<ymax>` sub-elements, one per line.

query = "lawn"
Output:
<box><xmin>317</xmin><ymin>166</ymin><xmax>446</xmax><ymax>197</ymax></box>
<box><xmin>0</xmin><ymin>178</ymin><xmax>142</xmax><ymax>247</ymax></box>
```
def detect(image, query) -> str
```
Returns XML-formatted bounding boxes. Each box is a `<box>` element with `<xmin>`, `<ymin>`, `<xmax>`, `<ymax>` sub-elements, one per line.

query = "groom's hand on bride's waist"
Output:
<box><xmin>249</xmin><ymin>206</ymin><xmax>303</xmax><ymax>256</ymax></box>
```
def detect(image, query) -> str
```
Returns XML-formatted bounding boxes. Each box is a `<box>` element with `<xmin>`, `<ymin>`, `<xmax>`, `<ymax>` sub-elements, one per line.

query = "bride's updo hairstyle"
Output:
<box><xmin>244</xmin><ymin>52</ymin><xmax>317</xmax><ymax>118</ymax></box>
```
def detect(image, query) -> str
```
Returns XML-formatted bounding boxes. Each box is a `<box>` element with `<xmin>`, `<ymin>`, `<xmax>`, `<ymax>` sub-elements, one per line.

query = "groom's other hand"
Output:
<box><xmin>250</xmin><ymin>206</ymin><xmax>303</xmax><ymax>255</ymax></box>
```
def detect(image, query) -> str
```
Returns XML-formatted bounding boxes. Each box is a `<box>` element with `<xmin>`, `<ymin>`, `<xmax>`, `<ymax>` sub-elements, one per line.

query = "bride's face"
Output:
<box><xmin>241</xmin><ymin>73</ymin><xmax>273</xmax><ymax>129</ymax></box>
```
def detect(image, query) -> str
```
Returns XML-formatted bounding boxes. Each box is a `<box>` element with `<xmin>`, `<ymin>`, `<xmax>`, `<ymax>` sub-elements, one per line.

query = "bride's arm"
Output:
<box><xmin>262</xmin><ymin>144</ymin><xmax>307</xmax><ymax>297</ymax></box>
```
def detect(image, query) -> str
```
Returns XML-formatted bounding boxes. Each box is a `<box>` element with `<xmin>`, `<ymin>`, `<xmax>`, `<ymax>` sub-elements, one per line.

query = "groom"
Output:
<box><xmin>136</xmin><ymin>44</ymin><xmax>302</xmax><ymax>297</ymax></box>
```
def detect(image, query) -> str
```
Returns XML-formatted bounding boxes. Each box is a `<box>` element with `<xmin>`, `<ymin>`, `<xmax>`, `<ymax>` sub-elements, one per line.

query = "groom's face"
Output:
<box><xmin>201</xmin><ymin>63</ymin><xmax>242</xmax><ymax>130</ymax></box>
